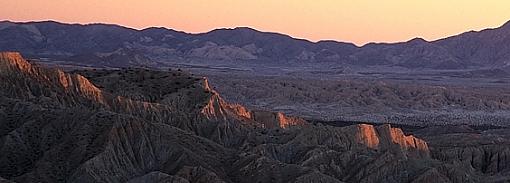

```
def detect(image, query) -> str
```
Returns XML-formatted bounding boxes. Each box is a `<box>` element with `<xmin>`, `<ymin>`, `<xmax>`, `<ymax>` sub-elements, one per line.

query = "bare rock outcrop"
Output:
<box><xmin>0</xmin><ymin>52</ymin><xmax>480</xmax><ymax>183</ymax></box>
<box><xmin>250</xmin><ymin>110</ymin><xmax>307</xmax><ymax>128</ymax></box>
<box><xmin>375</xmin><ymin>124</ymin><xmax>429</xmax><ymax>157</ymax></box>
<box><xmin>0</xmin><ymin>52</ymin><xmax>106</xmax><ymax>105</ymax></box>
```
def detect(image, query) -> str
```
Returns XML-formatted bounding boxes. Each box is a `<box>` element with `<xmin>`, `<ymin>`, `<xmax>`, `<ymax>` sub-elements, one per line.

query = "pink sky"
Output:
<box><xmin>1</xmin><ymin>0</ymin><xmax>510</xmax><ymax>46</ymax></box>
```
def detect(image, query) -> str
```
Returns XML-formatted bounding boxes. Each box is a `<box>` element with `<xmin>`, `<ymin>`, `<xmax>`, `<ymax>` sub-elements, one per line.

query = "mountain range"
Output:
<box><xmin>1</xmin><ymin>20</ymin><xmax>510</xmax><ymax>69</ymax></box>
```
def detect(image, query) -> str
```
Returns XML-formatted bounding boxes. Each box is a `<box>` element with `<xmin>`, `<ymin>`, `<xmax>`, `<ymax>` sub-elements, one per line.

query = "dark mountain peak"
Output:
<box><xmin>206</xmin><ymin>26</ymin><xmax>303</xmax><ymax>41</ymax></box>
<box><xmin>233</xmin><ymin>26</ymin><xmax>260</xmax><ymax>32</ymax></box>
<box><xmin>207</xmin><ymin>27</ymin><xmax>262</xmax><ymax>35</ymax></box>
<box><xmin>0</xmin><ymin>20</ymin><xmax>13</xmax><ymax>24</ymax></box>
<box><xmin>83</xmin><ymin>22</ymin><xmax>125</xmax><ymax>28</ymax></box>
<box><xmin>19</xmin><ymin>20</ymin><xmax>69</xmax><ymax>27</ymax></box>
<box><xmin>408</xmin><ymin>37</ymin><xmax>427</xmax><ymax>43</ymax></box>
<box><xmin>139</xmin><ymin>26</ymin><xmax>186</xmax><ymax>36</ymax></box>
<box><xmin>13</xmin><ymin>20</ymin><xmax>137</xmax><ymax>32</ymax></box>
<box><xmin>200</xmin><ymin>26</ymin><xmax>313</xmax><ymax>49</ymax></box>
<box><xmin>316</xmin><ymin>40</ymin><xmax>359</xmax><ymax>48</ymax></box>
<box><xmin>141</xmin><ymin>27</ymin><xmax>173</xmax><ymax>32</ymax></box>
<box><xmin>77</xmin><ymin>22</ymin><xmax>140</xmax><ymax>32</ymax></box>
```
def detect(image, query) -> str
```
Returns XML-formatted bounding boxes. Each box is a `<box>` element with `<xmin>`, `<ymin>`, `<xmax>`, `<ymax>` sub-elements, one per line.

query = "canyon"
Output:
<box><xmin>2</xmin><ymin>20</ymin><xmax>510</xmax><ymax>125</ymax></box>
<box><xmin>1</xmin><ymin>52</ymin><xmax>510</xmax><ymax>182</ymax></box>
<box><xmin>1</xmin><ymin>19</ymin><xmax>510</xmax><ymax>183</ymax></box>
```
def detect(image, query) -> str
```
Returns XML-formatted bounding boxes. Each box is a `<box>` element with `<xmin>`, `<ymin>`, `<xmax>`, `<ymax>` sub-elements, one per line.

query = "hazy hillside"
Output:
<box><xmin>435</xmin><ymin>21</ymin><xmax>510</xmax><ymax>67</ymax></box>
<box><xmin>2</xmin><ymin>20</ymin><xmax>510</xmax><ymax>69</ymax></box>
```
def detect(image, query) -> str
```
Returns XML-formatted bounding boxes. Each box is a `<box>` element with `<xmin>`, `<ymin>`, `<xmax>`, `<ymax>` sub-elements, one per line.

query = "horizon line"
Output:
<box><xmin>2</xmin><ymin>19</ymin><xmax>509</xmax><ymax>47</ymax></box>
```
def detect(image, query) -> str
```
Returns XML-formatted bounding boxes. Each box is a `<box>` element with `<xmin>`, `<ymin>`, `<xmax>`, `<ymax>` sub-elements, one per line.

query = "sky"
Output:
<box><xmin>1</xmin><ymin>0</ymin><xmax>510</xmax><ymax>46</ymax></box>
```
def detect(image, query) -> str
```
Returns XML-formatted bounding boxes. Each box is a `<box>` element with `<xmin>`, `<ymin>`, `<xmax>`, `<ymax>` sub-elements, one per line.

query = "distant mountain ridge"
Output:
<box><xmin>1</xmin><ymin>20</ymin><xmax>510</xmax><ymax>69</ymax></box>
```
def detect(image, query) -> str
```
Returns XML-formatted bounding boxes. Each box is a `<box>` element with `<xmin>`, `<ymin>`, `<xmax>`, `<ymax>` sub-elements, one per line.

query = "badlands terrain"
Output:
<box><xmin>1</xmin><ymin>20</ymin><xmax>510</xmax><ymax>182</ymax></box>
<box><xmin>2</xmin><ymin>20</ymin><xmax>510</xmax><ymax>126</ymax></box>
<box><xmin>206</xmin><ymin>73</ymin><xmax>510</xmax><ymax>125</ymax></box>
<box><xmin>1</xmin><ymin>52</ymin><xmax>510</xmax><ymax>183</ymax></box>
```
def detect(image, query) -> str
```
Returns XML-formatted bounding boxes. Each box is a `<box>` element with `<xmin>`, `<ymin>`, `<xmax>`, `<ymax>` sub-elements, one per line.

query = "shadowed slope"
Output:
<box><xmin>0</xmin><ymin>52</ymin><xmax>482</xmax><ymax>183</ymax></box>
<box><xmin>3</xmin><ymin>20</ymin><xmax>510</xmax><ymax>69</ymax></box>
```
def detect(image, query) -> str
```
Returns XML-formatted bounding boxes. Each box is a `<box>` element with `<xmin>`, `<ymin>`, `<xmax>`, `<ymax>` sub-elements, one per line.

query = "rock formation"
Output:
<box><xmin>1</xmin><ymin>52</ymin><xmax>503</xmax><ymax>182</ymax></box>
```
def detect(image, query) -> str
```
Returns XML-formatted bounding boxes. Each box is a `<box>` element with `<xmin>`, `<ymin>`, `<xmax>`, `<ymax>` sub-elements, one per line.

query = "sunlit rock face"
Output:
<box><xmin>355</xmin><ymin>124</ymin><xmax>380</xmax><ymax>149</ymax></box>
<box><xmin>375</xmin><ymin>124</ymin><xmax>430</xmax><ymax>157</ymax></box>
<box><xmin>0</xmin><ymin>52</ymin><xmax>107</xmax><ymax>105</ymax></box>
<box><xmin>250</xmin><ymin>110</ymin><xmax>307</xmax><ymax>129</ymax></box>
<box><xmin>200</xmin><ymin>77</ymin><xmax>307</xmax><ymax>129</ymax></box>
<box><xmin>1</xmin><ymin>52</ymin><xmax>492</xmax><ymax>183</ymax></box>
